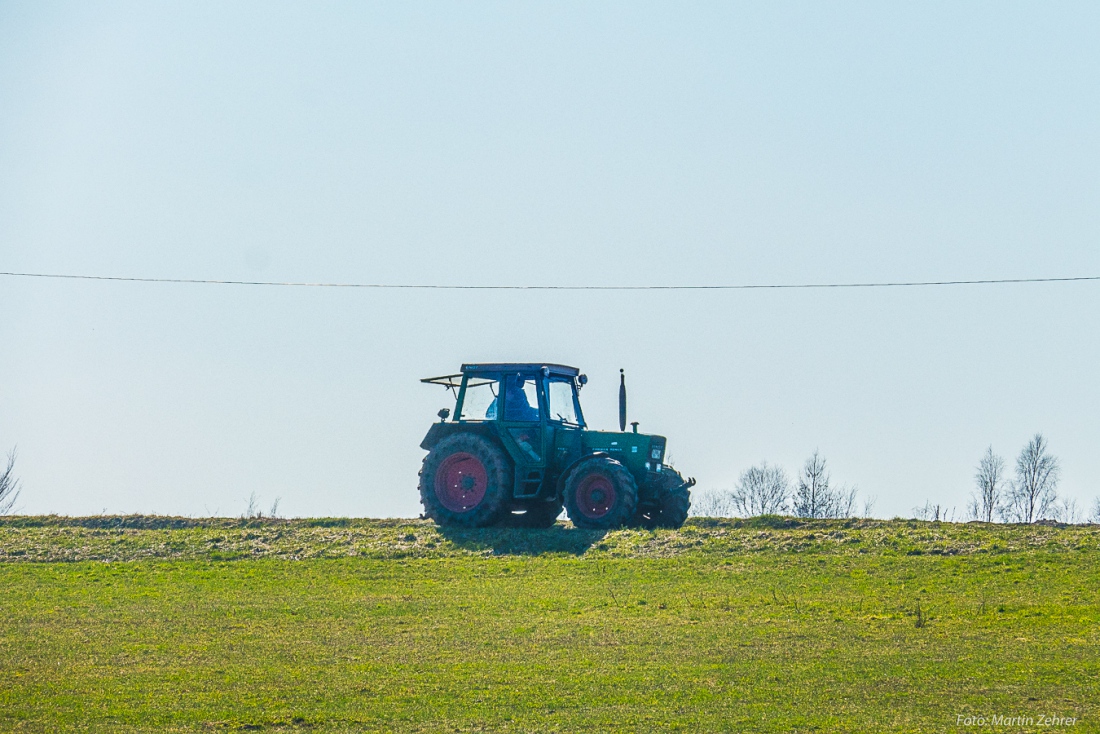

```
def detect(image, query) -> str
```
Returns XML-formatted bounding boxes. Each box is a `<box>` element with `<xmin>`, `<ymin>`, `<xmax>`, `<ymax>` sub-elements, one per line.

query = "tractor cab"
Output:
<box><xmin>424</xmin><ymin>363</ymin><xmax>586</xmax><ymax>427</ymax></box>
<box><xmin>418</xmin><ymin>363</ymin><xmax>691</xmax><ymax>529</ymax></box>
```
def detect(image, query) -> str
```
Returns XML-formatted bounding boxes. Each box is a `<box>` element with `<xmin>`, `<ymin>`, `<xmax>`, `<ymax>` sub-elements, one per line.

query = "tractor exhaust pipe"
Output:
<box><xmin>619</xmin><ymin>369</ymin><xmax>627</xmax><ymax>432</ymax></box>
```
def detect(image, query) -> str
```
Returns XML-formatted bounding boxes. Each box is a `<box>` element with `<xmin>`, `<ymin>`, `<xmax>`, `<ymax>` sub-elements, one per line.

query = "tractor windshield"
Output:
<box><xmin>459</xmin><ymin>378</ymin><xmax>499</xmax><ymax>420</ymax></box>
<box><xmin>547</xmin><ymin>378</ymin><xmax>581</xmax><ymax>425</ymax></box>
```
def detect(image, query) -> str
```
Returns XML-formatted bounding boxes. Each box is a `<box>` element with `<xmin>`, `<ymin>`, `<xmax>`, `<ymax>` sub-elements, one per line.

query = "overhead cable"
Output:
<box><xmin>1</xmin><ymin>270</ymin><xmax>1098</xmax><ymax>291</ymax></box>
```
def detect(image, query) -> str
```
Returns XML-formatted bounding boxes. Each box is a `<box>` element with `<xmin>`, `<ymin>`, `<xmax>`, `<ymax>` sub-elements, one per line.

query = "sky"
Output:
<box><xmin>1</xmin><ymin>1</ymin><xmax>1098</xmax><ymax>520</ymax></box>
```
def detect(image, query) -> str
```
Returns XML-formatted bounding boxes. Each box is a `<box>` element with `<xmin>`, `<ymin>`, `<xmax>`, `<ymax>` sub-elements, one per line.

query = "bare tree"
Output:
<box><xmin>688</xmin><ymin>489</ymin><xmax>738</xmax><ymax>517</ymax></box>
<box><xmin>835</xmin><ymin>485</ymin><xmax>858</xmax><ymax>519</ymax></box>
<box><xmin>1052</xmin><ymin>497</ymin><xmax>1082</xmax><ymax>524</ymax></box>
<box><xmin>1002</xmin><ymin>433</ymin><xmax>1060</xmax><ymax>523</ymax></box>
<box><xmin>793</xmin><ymin>451</ymin><xmax>829</xmax><ymax>518</ymax></box>
<box><xmin>792</xmin><ymin>451</ymin><xmax>857</xmax><ymax>519</ymax></box>
<box><xmin>243</xmin><ymin>491</ymin><xmax>262</xmax><ymax>519</ymax></box>
<box><xmin>914</xmin><ymin>501</ymin><xmax>955</xmax><ymax>522</ymax></box>
<box><xmin>0</xmin><ymin>448</ymin><xmax>22</xmax><ymax>515</ymax></box>
<box><xmin>1091</xmin><ymin>497</ymin><xmax>1100</xmax><ymax>524</ymax></box>
<box><xmin>730</xmin><ymin>462</ymin><xmax>790</xmax><ymax>516</ymax></box>
<box><xmin>968</xmin><ymin>447</ymin><xmax>1004</xmax><ymax>522</ymax></box>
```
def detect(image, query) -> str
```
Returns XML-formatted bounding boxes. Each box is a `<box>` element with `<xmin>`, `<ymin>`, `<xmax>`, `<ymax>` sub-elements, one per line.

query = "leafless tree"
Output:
<box><xmin>861</xmin><ymin>495</ymin><xmax>877</xmax><ymax>518</ymax></box>
<box><xmin>835</xmin><ymin>485</ymin><xmax>858</xmax><ymax>519</ymax></box>
<box><xmin>816</xmin><ymin>484</ymin><xmax>858</xmax><ymax>520</ymax></box>
<box><xmin>1091</xmin><ymin>497</ymin><xmax>1100</xmax><ymax>524</ymax></box>
<box><xmin>1002</xmin><ymin>433</ymin><xmax>1060</xmax><ymax>523</ymax></box>
<box><xmin>1052</xmin><ymin>497</ymin><xmax>1082</xmax><ymax>524</ymax></box>
<box><xmin>0</xmin><ymin>448</ymin><xmax>22</xmax><ymax>515</ymax></box>
<box><xmin>968</xmin><ymin>446</ymin><xmax>1005</xmax><ymax>522</ymax></box>
<box><xmin>793</xmin><ymin>451</ymin><xmax>829</xmax><ymax>518</ymax></box>
<box><xmin>730</xmin><ymin>462</ymin><xmax>790</xmax><ymax>516</ymax></box>
<box><xmin>243</xmin><ymin>491</ymin><xmax>262</xmax><ymax>519</ymax></box>
<box><xmin>687</xmin><ymin>489</ymin><xmax>738</xmax><ymax>517</ymax></box>
<box><xmin>792</xmin><ymin>451</ymin><xmax>857</xmax><ymax>519</ymax></box>
<box><xmin>914</xmin><ymin>501</ymin><xmax>955</xmax><ymax>522</ymax></box>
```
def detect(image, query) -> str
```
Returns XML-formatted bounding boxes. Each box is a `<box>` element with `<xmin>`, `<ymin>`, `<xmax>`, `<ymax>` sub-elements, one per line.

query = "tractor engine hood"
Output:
<box><xmin>582</xmin><ymin>431</ymin><xmax>667</xmax><ymax>466</ymax></box>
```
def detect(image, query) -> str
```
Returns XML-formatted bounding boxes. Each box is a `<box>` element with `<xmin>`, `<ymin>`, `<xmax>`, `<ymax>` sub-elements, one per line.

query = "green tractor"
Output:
<box><xmin>418</xmin><ymin>363</ymin><xmax>693</xmax><ymax>529</ymax></box>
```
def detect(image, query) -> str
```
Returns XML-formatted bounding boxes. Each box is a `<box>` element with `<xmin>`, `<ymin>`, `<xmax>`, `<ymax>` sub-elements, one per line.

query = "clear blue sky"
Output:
<box><xmin>2</xmin><ymin>1</ymin><xmax>1098</xmax><ymax>519</ymax></box>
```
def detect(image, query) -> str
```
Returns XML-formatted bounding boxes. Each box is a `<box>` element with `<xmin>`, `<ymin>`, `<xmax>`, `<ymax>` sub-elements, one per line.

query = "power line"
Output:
<box><xmin>1</xmin><ymin>270</ymin><xmax>1099</xmax><ymax>291</ymax></box>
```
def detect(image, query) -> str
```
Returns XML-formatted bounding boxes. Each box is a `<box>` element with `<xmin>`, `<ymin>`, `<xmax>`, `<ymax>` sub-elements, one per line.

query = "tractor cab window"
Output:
<box><xmin>459</xmin><ymin>378</ymin><xmax>499</xmax><ymax>420</ymax></box>
<box><xmin>548</xmin><ymin>379</ymin><xmax>580</xmax><ymax>425</ymax></box>
<box><xmin>502</xmin><ymin>376</ymin><xmax>540</xmax><ymax>422</ymax></box>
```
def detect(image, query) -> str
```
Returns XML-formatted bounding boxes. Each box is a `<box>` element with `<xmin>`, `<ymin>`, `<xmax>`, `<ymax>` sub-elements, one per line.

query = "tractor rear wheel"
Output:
<box><xmin>419</xmin><ymin>433</ymin><xmax>511</xmax><ymax>527</ymax></box>
<box><xmin>563</xmin><ymin>457</ymin><xmax>638</xmax><ymax>529</ymax></box>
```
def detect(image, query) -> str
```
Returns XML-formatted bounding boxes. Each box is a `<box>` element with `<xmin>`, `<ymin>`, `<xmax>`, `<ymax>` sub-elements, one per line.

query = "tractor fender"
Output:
<box><xmin>554</xmin><ymin>451</ymin><xmax>612</xmax><ymax>502</ymax></box>
<box><xmin>420</xmin><ymin>422</ymin><xmax>497</xmax><ymax>452</ymax></box>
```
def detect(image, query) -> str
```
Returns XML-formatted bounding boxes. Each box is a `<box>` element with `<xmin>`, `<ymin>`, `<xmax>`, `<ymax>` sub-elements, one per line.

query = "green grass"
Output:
<box><xmin>1</xmin><ymin>517</ymin><xmax>1097</xmax><ymax>732</ymax></box>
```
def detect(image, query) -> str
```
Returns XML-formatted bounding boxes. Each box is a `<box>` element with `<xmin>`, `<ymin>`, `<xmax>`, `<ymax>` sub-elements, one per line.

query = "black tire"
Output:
<box><xmin>652</xmin><ymin>468</ymin><xmax>691</xmax><ymax>528</ymax></box>
<box><xmin>419</xmin><ymin>433</ymin><xmax>512</xmax><ymax>527</ymax></box>
<box><xmin>563</xmin><ymin>457</ymin><xmax>638</xmax><ymax>529</ymax></box>
<box><xmin>502</xmin><ymin>502</ymin><xmax>563</xmax><ymax>528</ymax></box>
<box><xmin>654</xmin><ymin>486</ymin><xmax>691</xmax><ymax>529</ymax></box>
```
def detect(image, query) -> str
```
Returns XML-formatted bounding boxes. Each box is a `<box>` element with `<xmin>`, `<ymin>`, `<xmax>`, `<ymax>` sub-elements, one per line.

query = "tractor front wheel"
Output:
<box><xmin>654</xmin><ymin>486</ymin><xmax>691</xmax><ymax>529</ymax></box>
<box><xmin>564</xmin><ymin>457</ymin><xmax>638</xmax><ymax>529</ymax></box>
<box><xmin>652</xmin><ymin>469</ymin><xmax>692</xmax><ymax>529</ymax></box>
<box><xmin>420</xmin><ymin>433</ymin><xmax>511</xmax><ymax>527</ymax></box>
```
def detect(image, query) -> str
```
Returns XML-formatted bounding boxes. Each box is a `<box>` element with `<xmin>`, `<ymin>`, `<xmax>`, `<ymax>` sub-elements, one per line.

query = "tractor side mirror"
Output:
<box><xmin>437</xmin><ymin>408</ymin><xmax>450</xmax><ymax>422</ymax></box>
<box><xmin>577</xmin><ymin>374</ymin><xmax>587</xmax><ymax>388</ymax></box>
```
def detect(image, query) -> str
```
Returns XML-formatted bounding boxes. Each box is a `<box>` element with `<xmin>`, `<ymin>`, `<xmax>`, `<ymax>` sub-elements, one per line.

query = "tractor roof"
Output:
<box><xmin>461</xmin><ymin>363</ymin><xmax>580</xmax><ymax>377</ymax></box>
<box><xmin>421</xmin><ymin>363</ymin><xmax>580</xmax><ymax>388</ymax></box>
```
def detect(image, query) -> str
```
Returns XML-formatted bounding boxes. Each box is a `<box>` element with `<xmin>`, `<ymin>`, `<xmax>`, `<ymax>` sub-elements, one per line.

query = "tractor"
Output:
<box><xmin>418</xmin><ymin>363</ymin><xmax>693</xmax><ymax>529</ymax></box>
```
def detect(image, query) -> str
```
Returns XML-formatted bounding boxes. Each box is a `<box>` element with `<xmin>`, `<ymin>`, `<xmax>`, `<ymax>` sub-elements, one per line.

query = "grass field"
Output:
<box><xmin>1</xmin><ymin>516</ymin><xmax>1097</xmax><ymax>732</ymax></box>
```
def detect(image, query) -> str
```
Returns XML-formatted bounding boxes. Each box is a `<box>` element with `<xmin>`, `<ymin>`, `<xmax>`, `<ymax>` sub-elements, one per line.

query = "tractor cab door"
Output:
<box><xmin>498</xmin><ymin>374</ymin><xmax>547</xmax><ymax>498</ymax></box>
<box><xmin>545</xmin><ymin>376</ymin><xmax>585</xmax><ymax>486</ymax></box>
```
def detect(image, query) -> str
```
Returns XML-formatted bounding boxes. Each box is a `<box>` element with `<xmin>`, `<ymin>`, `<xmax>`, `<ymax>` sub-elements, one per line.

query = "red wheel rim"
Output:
<box><xmin>434</xmin><ymin>452</ymin><xmax>488</xmax><ymax>513</ymax></box>
<box><xmin>576</xmin><ymin>474</ymin><xmax>616</xmax><ymax>519</ymax></box>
